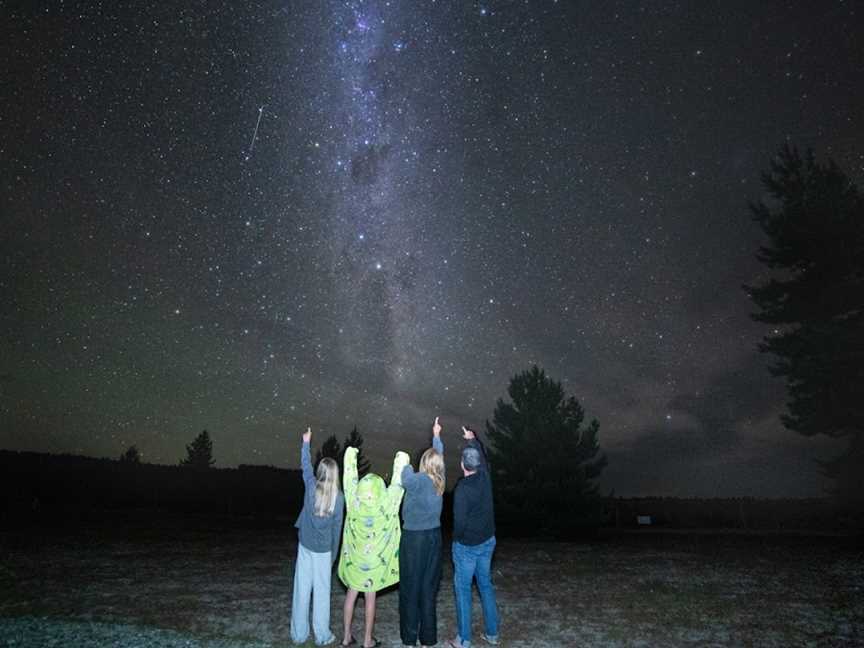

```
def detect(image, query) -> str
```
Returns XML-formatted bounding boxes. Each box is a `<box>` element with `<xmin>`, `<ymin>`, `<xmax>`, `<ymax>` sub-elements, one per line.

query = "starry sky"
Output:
<box><xmin>2</xmin><ymin>1</ymin><xmax>862</xmax><ymax>497</ymax></box>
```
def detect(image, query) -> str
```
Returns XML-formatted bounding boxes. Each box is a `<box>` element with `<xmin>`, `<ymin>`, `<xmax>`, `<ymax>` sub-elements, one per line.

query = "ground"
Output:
<box><xmin>0</xmin><ymin>516</ymin><xmax>861</xmax><ymax>647</ymax></box>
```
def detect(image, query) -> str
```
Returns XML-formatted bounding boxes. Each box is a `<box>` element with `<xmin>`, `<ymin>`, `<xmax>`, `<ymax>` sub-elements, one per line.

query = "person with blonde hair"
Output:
<box><xmin>339</xmin><ymin>444</ymin><xmax>410</xmax><ymax>648</ymax></box>
<box><xmin>398</xmin><ymin>417</ymin><xmax>445</xmax><ymax>647</ymax></box>
<box><xmin>291</xmin><ymin>427</ymin><xmax>344</xmax><ymax>646</ymax></box>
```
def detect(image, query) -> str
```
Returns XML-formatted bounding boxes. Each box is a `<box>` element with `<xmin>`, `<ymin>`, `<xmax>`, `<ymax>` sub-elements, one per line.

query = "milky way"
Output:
<box><xmin>2</xmin><ymin>1</ymin><xmax>861</xmax><ymax>496</ymax></box>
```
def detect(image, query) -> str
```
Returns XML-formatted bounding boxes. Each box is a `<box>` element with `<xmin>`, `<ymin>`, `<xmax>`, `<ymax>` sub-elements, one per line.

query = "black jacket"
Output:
<box><xmin>452</xmin><ymin>438</ymin><xmax>495</xmax><ymax>545</ymax></box>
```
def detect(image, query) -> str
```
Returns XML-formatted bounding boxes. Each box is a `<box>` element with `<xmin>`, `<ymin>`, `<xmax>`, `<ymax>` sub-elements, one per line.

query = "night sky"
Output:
<box><xmin>2</xmin><ymin>1</ymin><xmax>862</xmax><ymax>497</ymax></box>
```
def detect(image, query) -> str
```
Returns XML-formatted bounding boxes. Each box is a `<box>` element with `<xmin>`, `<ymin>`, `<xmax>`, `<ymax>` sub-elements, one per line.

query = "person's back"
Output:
<box><xmin>290</xmin><ymin>428</ymin><xmax>344</xmax><ymax>646</ymax></box>
<box><xmin>398</xmin><ymin>418</ymin><xmax>446</xmax><ymax>648</ymax></box>
<box><xmin>338</xmin><ymin>447</ymin><xmax>409</xmax><ymax>592</ymax></box>
<box><xmin>448</xmin><ymin>427</ymin><xmax>500</xmax><ymax>648</ymax></box>
<box><xmin>338</xmin><ymin>446</ymin><xmax>409</xmax><ymax>648</ymax></box>
<box><xmin>452</xmin><ymin>443</ymin><xmax>494</xmax><ymax>546</ymax></box>
<box><xmin>295</xmin><ymin>468</ymin><xmax>345</xmax><ymax>553</ymax></box>
<box><xmin>401</xmin><ymin>433</ymin><xmax>444</xmax><ymax>531</ymax></box>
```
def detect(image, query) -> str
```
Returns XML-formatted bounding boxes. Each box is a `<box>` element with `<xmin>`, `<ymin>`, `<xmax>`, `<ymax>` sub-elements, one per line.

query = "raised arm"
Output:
<box><xmin>401</xmin><ymin>461</ymin><xmax>421</xmax><ymax>491</ymax></box>
<box><xmin>343</xmin><ymin>446</ymin><xmax>358</xmax><ymax>506</ymax></box>
<box><xmin>462</xmin><ymin>425</ymin><xmax>487</xmax><ymax>471</ymax></box>
<box><xmin>401</xmin><ymin>416</ymin><xmax>444</xmax><ymax>490</ymax></box>
<box><xmin>388</xmin><ymin>451</ymin><xmax>410</xmax><ymax>509</ymax></box>
<box><xmin>432</xmin><ymin>416</ymin><xmax>444</xmax><ymax>456</ymax></box>
<box><xmin>301</xmin><ymin>427</ymin><xmax>315</xmax><ymax>491</ymax></box>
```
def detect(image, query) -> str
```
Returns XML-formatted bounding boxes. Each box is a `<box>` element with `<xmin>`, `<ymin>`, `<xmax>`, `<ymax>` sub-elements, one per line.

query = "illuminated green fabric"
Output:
<box><xmin>337</xmin><ymin>446</ymin><xmax>409</xmax><ymax>592</ymax></box>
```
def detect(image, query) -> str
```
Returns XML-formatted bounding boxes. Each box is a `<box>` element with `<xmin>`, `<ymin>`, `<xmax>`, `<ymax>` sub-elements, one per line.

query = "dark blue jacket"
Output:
<box><xmin>452</xmin><ymin>437</ymin><xmax>495</xmax><ymax>545</ymax></box>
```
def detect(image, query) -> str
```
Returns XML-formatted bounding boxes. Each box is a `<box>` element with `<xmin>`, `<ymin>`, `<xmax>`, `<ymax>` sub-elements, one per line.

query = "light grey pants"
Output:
<box><xmin>290</xmin><ymin>543</ymin><xmax>335</xmax><ymax>645</ymax></box>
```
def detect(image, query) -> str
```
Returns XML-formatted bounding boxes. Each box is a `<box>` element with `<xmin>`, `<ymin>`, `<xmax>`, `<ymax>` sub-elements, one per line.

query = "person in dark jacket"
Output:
<box><xmin>447</xmin><ymin>426</ymin><xmax>499</xmax><ymax>648</ymax></box>
<box><xmin>291</xmin><ymin>427</ymin><xmax>345</xmax><ymax>646</ymax></box>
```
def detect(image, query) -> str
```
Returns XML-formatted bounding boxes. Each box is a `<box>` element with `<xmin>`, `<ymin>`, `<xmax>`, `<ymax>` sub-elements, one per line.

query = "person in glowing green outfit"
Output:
<box><xmin>338</xmin><ymin>446</ymin><xmax>410</xmax><ymax>648</ymax></box>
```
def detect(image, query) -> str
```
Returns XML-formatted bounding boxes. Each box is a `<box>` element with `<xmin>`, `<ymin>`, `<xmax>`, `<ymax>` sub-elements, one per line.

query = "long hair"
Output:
<box><xmin>314</xmin><ymin>457</ymin><xmax>340</xmax><ymax>517</ymax></box>
<box><xmin>419</xmin><ymin>448</ymin><xmax>445</xmax><ymax>496</ymax></box>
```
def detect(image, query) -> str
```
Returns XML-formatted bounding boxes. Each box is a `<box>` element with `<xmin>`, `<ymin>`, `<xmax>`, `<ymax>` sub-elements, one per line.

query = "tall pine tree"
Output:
<box><xmin>485</xmin><ymin>366</ymin><xmax>607</xmax><ymax>536</ymax></box>
<box><xmin>746</xmin><ymin>145</ymin><xmax>864</xmax><ymax>502</ymax></box>
<box><xmin>119</xmin><ymin>445</ymin><xmax>141</xmax><ymax>464</ymax></box>
<box><xmin>314</xmin><ymin>434</ymin><xmax>342</xmax><ymax>469</ymax></box>
<box><xmin>180</xmin><ymin>430</ymin><xmax>215</xmax><ymax>469</ymax></box>
<box><xmin>344</xmin><ymin>425</ymin><xmax>371</xmax><ymax>477</ymax></box>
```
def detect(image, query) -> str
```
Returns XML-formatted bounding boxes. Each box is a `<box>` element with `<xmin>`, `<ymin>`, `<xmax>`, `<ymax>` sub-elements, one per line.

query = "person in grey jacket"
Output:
<box><xmin>398</xmin><ymin>417</ymin><xmax>445</xmax><ymax>647</ymax></box>
<box><xmin>291</xmin><ymin>427</ymin><xmax>345</xmax><ymax>646</ymax></box>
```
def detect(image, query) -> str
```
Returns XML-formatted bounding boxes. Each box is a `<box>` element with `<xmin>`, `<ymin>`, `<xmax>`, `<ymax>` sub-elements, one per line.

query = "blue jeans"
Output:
<box><xmin>290</xmin><ymin>544</ymin><xmax>336</xmax><ymax>645</ymax></box>
<box><xmin>452</xmin><ymin>536</ymin><xmax>499</xmax><ymax>647</ymax></box>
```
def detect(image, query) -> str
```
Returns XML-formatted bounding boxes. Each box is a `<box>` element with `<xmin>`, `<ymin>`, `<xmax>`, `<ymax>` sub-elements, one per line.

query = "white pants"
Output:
<box><xmin>290</xmin><ymin>543</ymin><xmax>335</xmax><ymax>645</ymax></box>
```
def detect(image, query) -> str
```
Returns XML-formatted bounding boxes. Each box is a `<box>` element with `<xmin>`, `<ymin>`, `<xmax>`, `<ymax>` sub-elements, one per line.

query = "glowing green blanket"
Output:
<box><xmin>337</xmin><ymin>446</ymin><xmax>409</xmax><ymax>592</ymax></box>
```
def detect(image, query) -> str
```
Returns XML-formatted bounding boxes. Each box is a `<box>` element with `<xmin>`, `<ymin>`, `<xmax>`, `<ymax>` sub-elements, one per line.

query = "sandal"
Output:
<box><xmin>362</xmin><ymin>639</ymin><xmax>381</xmax><ymax>648</ymax></box>
<box><xmin>341</xmin><ymin>637</ymin><xmax>357</xmax><ymax>647</ymax></box>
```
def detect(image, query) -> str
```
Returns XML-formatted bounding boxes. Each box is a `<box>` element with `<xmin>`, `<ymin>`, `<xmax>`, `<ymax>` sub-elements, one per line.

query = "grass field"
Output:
<box><xmin>0</xmin><ymin>517</ymin><xmax>861</xmax><ymax>647</ymax></box>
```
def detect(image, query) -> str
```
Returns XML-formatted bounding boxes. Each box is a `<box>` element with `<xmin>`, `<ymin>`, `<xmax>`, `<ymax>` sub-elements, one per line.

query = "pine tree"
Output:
<box><xmin>485</xmin><ymin>366</ymin><xmax>607</xmax><ymax>536</ymax></box>
<box><xmin>818</xmin><ymin>433</ymin><xmax>864</xmax><ymax>502</ymax></box>
<box><xmin>314</xmin><ymin>434</ymin><xmax>342</xmax><ymax>470</ymax></box>
<box><xmin>344</xmin><ymin>425</ymin><xmax>371</xmax><ymax>477</ymax></box>
<box><xmin>180</xmin><ymin>430</ymin><xmax>215</xmax><ymax>469</ymax></box>
<box><xmin>119</xmin><ymin>445</ymin><xmax>141</xmax><ymax>464</ymax></box>
<box><xmin>746</xmin><ymin>145</ymin><xmax>864</xmax><ymax>502</ymax></box>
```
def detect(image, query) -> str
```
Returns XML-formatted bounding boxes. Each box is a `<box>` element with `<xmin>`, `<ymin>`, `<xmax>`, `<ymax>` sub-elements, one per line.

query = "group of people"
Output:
<box><xmin>290</xmin><ymin>418</ymin><xmax>499</xmax><ymax>648</ymax></box>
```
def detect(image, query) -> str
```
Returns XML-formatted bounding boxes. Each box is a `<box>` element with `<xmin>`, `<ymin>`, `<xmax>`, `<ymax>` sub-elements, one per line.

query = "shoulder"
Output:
<box><xmin>459</xmin><ymin>474</ymin><xmax>482</xmax><ymax>492</ymax></box>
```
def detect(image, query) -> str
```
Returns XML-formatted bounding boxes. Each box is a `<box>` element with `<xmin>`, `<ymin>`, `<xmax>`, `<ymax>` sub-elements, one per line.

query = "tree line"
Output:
<box><xmin>119</xmin><ymin>426</ymin><xmax>374</xmax><ymax>477</ymax></box>
<box><xmin>115</xmin><ymin>366</ymin><xmax>609</xmax><ymax>537</ymax></box>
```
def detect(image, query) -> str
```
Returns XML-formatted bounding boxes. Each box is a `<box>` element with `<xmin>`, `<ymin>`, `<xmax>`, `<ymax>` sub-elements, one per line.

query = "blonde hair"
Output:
<box><xmin>314</xmin><ymin>457</ymin><xmax>340</xmax><ymax>516</ymax></box>
<box><xmin>419</xmin><ymin>448</ymin><xmax>445</xmax><ymax>496</ymax></box>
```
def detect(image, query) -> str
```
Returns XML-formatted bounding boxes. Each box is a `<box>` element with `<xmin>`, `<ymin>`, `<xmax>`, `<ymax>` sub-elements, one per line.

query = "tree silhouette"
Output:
<box><xmin>119</xmin><ymin>445</ymin><xmax>141</xmax><ymax>464</ymax></box>
<box><xmin>485</xmin><ymin>365</ymin><xmax>608</xmax><ymax>535</ymax></box>
<box><xmin>746</xmin><ymin>145</ymin><xmax>864</xmax><ymax>502</ymax></box>
<box><xmin>180</xmin><ymin>430</ymin><xmax>215</xmax><ymax>469</ymax></box>
<box><xmin>314</xmin><ymin>434</ymin><xmax>342</xmax><ymax>469</ymax></box>
<box><xmin>818</xmin><ymin>433</ymin><xmax>864</xmax><ymax>503</ymax></box>
<box><xmin>343</xmin><ymin>425</ymin><xmax>371</xmax><ymax>477</ymax></box>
